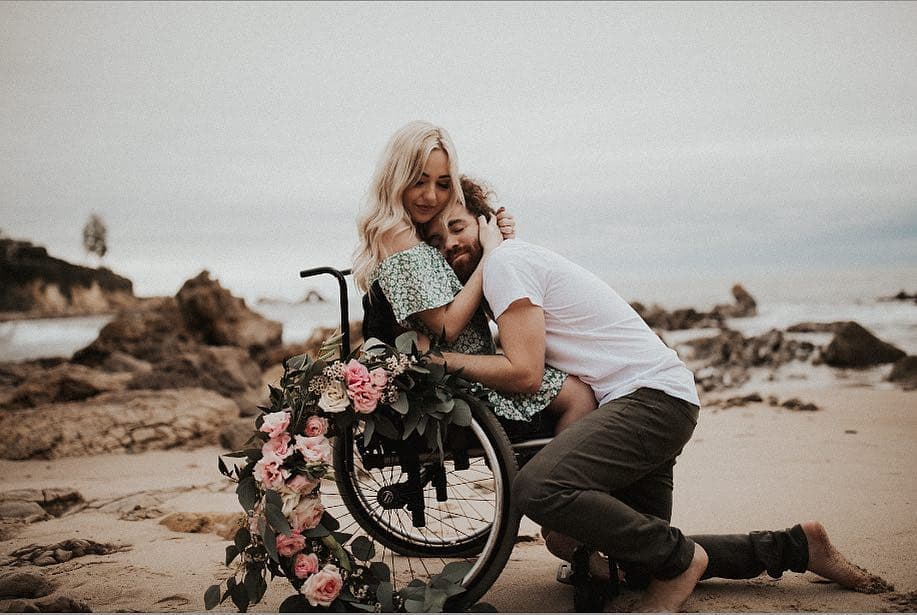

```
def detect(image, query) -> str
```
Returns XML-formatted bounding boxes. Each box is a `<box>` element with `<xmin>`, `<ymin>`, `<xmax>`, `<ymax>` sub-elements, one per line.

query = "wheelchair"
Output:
<box><xmin>300</xmin><ymin>266</ymin><xmax>554</xmax><ymax>610</ymax></box>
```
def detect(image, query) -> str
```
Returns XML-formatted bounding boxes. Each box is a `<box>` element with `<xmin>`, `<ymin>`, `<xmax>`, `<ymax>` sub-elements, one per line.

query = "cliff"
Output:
<box><xmin>0</xmin><ymin>237</ymin><xmax>136</xmax><ymax>318</ymax></box>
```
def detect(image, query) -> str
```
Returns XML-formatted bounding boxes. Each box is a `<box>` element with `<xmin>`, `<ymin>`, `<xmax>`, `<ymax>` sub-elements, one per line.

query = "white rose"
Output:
<box><xmin>318</xmin><ymin>381</ymin><xmax>349</xmax><ymax>413</ymax></box>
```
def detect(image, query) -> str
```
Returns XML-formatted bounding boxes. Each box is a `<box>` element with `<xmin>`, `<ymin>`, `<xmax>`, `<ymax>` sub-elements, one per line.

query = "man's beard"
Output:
<box><xmin>448</xmin><ymin>247</ymin><xmax>483</xmax><ymax>284</ymax></box>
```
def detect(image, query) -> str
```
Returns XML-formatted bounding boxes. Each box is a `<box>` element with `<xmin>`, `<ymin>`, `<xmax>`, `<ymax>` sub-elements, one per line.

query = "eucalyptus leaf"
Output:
<box><xmin>362</xmin><ymin>418</ymin><xmax>376</xmax><ymax>447</ymax></box>
<box><xmin>395</xmin><ymin>331</ymin><xmax>419</xmax><ymax>354</ymax></box>
<box><xmin>204</xmin><ymin>584</ymin><xmax>221</xmax><ymax>610</ymax></box>
<box><xmin>321</xmin><ymin>510</ymin><xmax>340</xmax><ymax>531</ymax></box>
<box><xmin>243</xmin><ymin>569</ymin><xmax>261</xmax><ymax>603</ymax></box>
<box><xmin>262</xmin><ymin>521</ymin><xmax>279</xmax><ymax>563</ymax></box>
<box><xmin>321</xmin><ymin>535</ymin><xmax>351</xmax><ymax>571</ymax></box>
<box><xmin>403</xmin><ymin>598</ymin><xmax>425</xmax><ymax>613</ymax></box>
<box><xmin>376</xmin><ymin>581</ymin><xmax>394</xmax><ymax>612</ymax></box>
<box><xmin>303</xmin><ymin>524</ymin><xmax>331</xmax><ymax>538</ymax></box>
<box><xmin>439</xmin><ymin>560</ymin><xmax>473</xmax><ymax>583</ymax></box>
<box><xmin>373</xmin><ymin>414</ymin><xmax>399</xmax><ymax>439</ymax></box>
<box><xmin>423</xmin><ymin>587</ymin><xmax>449</xmax><ymax>612</ymax></box>
<box><xmin>236</xmin><ymin>476</ymin><xmax>259</xmax><ymax>514</ymax></box>
<box><xmin>225</xmin><ymin>544</ymin><xmax>240</xmax><ymax>566</ymax></box>
<box><xmin>350</xmin><ymin>535</ymin><xmax>376</xmax><ymax>561</ymax></box>
<box><xmin>265</xmin><ymin>489</ymin><xmax>283</xmax><ymax>510</ymax></box>
<box><xmin>265</xmin><ymin>502</ymin><xmax>292</xmax><ymax>536</ymax></box>
<box><xmin>230</xmin><ymin>580</ymin><xmax>250</xmax><ymax>612</ymax></box>
<box><xmin>234</xmin><ymin>527</ymin><xmax>251</xmax><ymax>551</ymax></box>
<box><xmin>451</xmin><ymin>398</ymin><xmax>472</xmax><ymax>426</ymax></box>
<box><xmin>403</xmin><ymin>409</ymin><xmax>422</xmax><ymax>439</ymax></box>
<box><xmin>369</xmin><ymin>561</ymin><xmax>391</xmax><ymax>582</ymax></box>
<box><xmin>390</xmin><ymin>392</ymin><xmax>410</xmax><ymax>415</ymax></box>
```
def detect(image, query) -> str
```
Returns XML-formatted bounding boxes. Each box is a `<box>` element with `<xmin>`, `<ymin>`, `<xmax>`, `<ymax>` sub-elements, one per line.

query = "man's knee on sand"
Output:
<box><xmin>512</xmin><ymin>457</ymin><xmax>576</xmax><ymax>524</ymax></box>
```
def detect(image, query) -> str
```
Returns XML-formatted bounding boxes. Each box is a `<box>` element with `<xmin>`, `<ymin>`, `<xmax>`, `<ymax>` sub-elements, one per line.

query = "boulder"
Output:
<box><xmin>175</xmin><ymin>271</ymin><xmax>282</xmax><ymax>354</ymax></box>
<box><xmin>822</xmin><ymin>322</ymin><xmax>906</xmax><ymax>368</ymax></box>
<box><xmin>159</xmin><ymin>512</ymin><xmax>243</xmax><ymax>540</ymax></box>
<box><xmin>0</xmin><ymin>388</ymin><xmax>238</xmax><ymax>460</ymax></box>
<box><xmin>72</xmin><ymin>297</ymin><xmax>195</xmax><ymax>367</ymax></box>
<box><xmin>126</xmin><ymin>346</ymin><xmax>261</xmax><ymax>395</ymax></box>
<box><xmin>0</xmin><ymin>364</ymin><xmax>132</xmax><ymax>410</ymax></box>
<box><xmin>0</xmin><ymin>489</ymin><xmax>84</xmax><ymax>517</ymax></box>
<box><xmin>0</xmin><ymin>570</ymin><xmax>54</xmax><ymax>599</ymax></box>
<box><xmin>888</xmin><ymin>355</ymin><xmax>917</xmax><ymax>390</ymax></box>
<box><xmin>0</xmin><ymin>502</ymin><xmax>49</xmax><ymax>523</ymax></box>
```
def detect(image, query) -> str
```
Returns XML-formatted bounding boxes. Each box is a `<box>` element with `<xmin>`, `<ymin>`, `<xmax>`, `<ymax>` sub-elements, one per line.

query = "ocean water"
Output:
<box><xmin>2</xmin><ymin>264</ymin><xmax>914</xmax><ymax>362</ymax></box>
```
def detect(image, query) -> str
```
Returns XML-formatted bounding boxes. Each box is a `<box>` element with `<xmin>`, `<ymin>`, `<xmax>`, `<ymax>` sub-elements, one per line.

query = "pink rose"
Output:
<box><xmin>262</xmin><ymin>433</ymin><xmax>292</xmax><ymax>459</ymax></box>
<box><xmin>253</xmin><ymin>454</ymin><xmax>289</xmax><ymax>490</ymax></box>
<box><xmin>294</xmin><ymin>435</ymin><xmax>332</xmax><ymax>464</ymax></box>
<box><xmin>293</xmin><ymin>552</ymin><xmax>319</xmax><ymax>579</ymax></box>
<box><xmin>285</xmin><ymin>474</ymin><xmax>319</xmax><ymax>495</ymax></box>
<box><xmin>260</xmin><ymin>410</ymin><xmax>291</xmax><ymax>439</ymax></box>
<box><xmin>290</xmin><ymin>497</ymin><xmax>324</xmax><ymax>532</ymax></box>
<box><xmin>304</xmin><ymin>415</ymin><xmax>328</xmax><ymax>437</ymax></box>
<box><xmin>349</xmin><ymin>385</ymin><xmax>382</xmax><ymax>414</ymax></box>
<box><xmin>343</xmin><ymin>360</ymin><xmax>370</xmax><ymax>388</ymax></box>
<box><xmin>369</xmin><ymin>367</ymin><xmax>388</xmax><ymax>389</ymax></box>
<box><xmin>275</xmin><ymin>531</ymin><xmax>306</xmax><ymax>557</ymax></box>
<box><xmin>301</xmin><ymin>564</ymin><xmax>343</xmax><ymax>607</ymax></box>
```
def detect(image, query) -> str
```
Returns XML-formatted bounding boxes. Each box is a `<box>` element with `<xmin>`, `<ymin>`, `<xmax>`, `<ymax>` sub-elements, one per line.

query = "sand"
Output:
<box><xmin>1</xmin><ymin>382</ymin><xmax>915</xmax><ymax>613</ymax></box>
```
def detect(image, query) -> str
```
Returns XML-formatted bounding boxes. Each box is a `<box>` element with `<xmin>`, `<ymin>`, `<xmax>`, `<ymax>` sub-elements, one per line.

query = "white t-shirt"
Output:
<box><xmin>483</xmin><ymin>240</ymin><xmax>700</xmax><ymax>407</ymax></box>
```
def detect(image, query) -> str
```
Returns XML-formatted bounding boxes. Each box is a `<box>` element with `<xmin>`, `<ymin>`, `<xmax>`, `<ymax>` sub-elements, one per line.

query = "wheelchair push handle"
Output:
<box><xmin>300</xmin><ymin>266</ymin><xmax>353</xmax><ymax>356</ymax></box>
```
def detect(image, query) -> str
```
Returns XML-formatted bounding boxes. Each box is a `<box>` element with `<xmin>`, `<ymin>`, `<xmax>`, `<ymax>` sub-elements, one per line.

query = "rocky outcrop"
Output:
<box><xmin>0</xmin><ymin>388</ymin><xmax>238</xmax><ymax>460</ymax></box>
<box><xmin>632</xmin><ymin>284</ymin><xmax>757</xmax><ymax>331</ymax></box>
<box><xmin>176</xmin><ymin>271</ymin><xmax>282</xmax><ymax>354</ymax></box>
<box><xmin>888</xmin><ymin>356</ymin><xmax>917</xmax><ymax>390</ymax></box>
<box><xmin>0</xmin><ymin>237</ymin><xmax>136</xmax><ymax>317</ymax></box>
<box><xmin>71</xmin><ymin>274</ymin><xmax>280</xmax><ymax>412</ymax></box>
<box><xmin>822</xmin><ymin>322</ymin><xmax>906</xmax><ymax>368</ymax></box>
<box><xmin>0</xmin><ymin>364</ymin><xmax>132</xmax><ymax>410</ymax></box>
<box><xmin>0</xmin><ymin>489</ymin><xmax>84</xmax><ymax>520</ymax></box>
<box><xmin>4</xmin><ymin>539</ymin><xmax>125</xmax><ymax>567</ymax></box>
<box><xmin>712</xmin><ymin>284</ymin><xmax>757</xmax><ymax>319</ymax></box>
<box><xmin>682</xmin><ymin>328</ymin><xmax>816</xmax><ymax>392</ymax></box>
<box><xmin>159</xmin><ymin>512</ymin><xmax>242</xmax><ymax>540</ymax></box>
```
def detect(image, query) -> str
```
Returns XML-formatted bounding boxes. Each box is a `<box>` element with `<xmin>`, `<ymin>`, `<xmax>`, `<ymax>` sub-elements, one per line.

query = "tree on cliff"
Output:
<box><xmin>82</xmin><ymin>214</ymin><xmax>108</xmax><ymax>261</ymax></box>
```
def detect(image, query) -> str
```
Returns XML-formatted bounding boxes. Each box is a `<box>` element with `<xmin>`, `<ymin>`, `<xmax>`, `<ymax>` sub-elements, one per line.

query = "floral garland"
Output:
<box><xmin>203</xmin><ymin>332</ymin><xmax>488</xmax><ymax>613</ymax></box>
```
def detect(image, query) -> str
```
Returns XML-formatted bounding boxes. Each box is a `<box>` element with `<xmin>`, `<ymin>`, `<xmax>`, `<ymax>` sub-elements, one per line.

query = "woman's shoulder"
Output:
<box><xmin>371</xmin><ymin>241</ymin><xmax>444</xmax><ymax>283</ymax></box>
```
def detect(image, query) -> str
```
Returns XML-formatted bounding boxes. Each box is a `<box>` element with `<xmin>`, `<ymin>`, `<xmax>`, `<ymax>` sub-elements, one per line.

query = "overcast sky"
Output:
<box><xmin>1</xmin><ymin>1</ymin><xmax>915</xmax><ymax>298</ymax></box>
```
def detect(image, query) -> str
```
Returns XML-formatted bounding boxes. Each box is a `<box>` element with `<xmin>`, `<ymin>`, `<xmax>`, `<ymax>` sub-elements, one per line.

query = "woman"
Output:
<box><xmin>353</xmin><ymin>120</ymin><xmax>595</xmax><ymax>427</ymax></box>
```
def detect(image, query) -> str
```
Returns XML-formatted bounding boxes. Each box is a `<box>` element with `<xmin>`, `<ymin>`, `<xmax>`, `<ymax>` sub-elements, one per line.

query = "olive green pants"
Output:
<box><xmin>513</xmin><ymin>387</ymin><xmax>809</xmax><ymax>582</ymax></box>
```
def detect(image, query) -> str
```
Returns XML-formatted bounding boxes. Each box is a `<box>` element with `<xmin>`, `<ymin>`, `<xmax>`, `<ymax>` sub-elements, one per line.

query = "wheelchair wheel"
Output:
<box><xmin>325</xmin><ymin>394</ymin><xmax>519</xmax><ymax>609</ymax></box>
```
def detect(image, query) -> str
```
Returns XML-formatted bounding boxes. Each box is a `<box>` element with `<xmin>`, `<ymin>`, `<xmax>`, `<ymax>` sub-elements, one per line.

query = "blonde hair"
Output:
<box><xmin>352</xmin><ymin>121</ymin><xmax>464</xmax><ymax>292</ymax></box>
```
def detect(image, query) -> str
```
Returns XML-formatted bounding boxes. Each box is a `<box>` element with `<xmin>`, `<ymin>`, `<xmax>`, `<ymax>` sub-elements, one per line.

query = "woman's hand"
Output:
<box><xmin>495</xmin><ymin>207</ymin><xmax>516</xmax><ymax>239</ymax></box>
<box><xmin>478</xmin><ymin>215</ymin><xmax>504</xmax><ymax>254</ymax></box>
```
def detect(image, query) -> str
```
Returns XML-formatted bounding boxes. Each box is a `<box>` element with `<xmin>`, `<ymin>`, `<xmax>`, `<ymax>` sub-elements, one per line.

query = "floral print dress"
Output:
<box><xmin>371</xmin><ymin>242</ymin><xmax>566</xmax><ymax>422</ymax></box>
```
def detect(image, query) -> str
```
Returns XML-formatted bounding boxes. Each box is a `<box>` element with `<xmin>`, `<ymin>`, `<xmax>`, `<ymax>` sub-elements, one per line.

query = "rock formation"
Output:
<box><xmin>0</xmin><ymin>237</ymin><xmax>136</xmax><ymax>317</ymax></box>
<box><xmin>888</xmin><ymin>356</ymin><xmax>917</xmax><ymax>390</ymax></box>
<box><xmin>822</xmin><ymin>322</ymin><xmax>906</xmax><ymax>368</ymax></box>
<box><xmin>0</xmin><ymin>388</ymin><xmax>238</xmax><ymax>460</ymax></box>
<box><xmin>632</xmin><ymin>284</ymin><xmax>757</xmax><ymax>330</ymax></box>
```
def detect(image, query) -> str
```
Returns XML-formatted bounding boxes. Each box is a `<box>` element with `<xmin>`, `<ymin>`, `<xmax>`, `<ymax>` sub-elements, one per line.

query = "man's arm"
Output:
<box><xmin>442</xmin><ymin>298</ymin><xmax>546</xmax><ymax>394</ymax></box>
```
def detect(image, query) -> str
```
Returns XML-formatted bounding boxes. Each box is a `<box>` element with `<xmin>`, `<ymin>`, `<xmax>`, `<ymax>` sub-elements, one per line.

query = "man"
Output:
<box><xmin>423</xmin><ymin>179</ymin><xmax>891</xmax><ymax>612</ymax></box>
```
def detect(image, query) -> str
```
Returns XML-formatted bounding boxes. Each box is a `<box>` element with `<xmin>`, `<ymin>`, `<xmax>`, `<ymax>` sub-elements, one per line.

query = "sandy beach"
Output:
<box><xmin>1</xmin><ymin>379</ymin><xmax>914</xmax><ymax>613</ymax></box>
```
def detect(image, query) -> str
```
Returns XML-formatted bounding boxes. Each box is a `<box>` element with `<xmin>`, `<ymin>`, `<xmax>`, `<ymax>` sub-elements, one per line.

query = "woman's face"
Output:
<box><xmin>401</xmin><ymin>149</ymin><xmax>452</xmax><ymax>225</ymax></box>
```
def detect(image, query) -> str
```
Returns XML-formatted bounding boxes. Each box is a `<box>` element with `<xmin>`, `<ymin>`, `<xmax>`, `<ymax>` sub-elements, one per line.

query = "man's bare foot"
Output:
<box><xmin>637</xmin><ymin>543</ymin><xmax>708</xmax><ymax>612</ymax></box>
<box><xmin>802</xmin><ymin>520</ymin><xmax>894</xmax><ymax>594</ymax></box>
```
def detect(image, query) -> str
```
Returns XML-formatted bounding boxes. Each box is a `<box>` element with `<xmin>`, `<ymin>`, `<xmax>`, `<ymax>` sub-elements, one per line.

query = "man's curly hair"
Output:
<box><xmin>460</xmin><ymin>176</ymin><xmax>496</xmax><ymax>220</ymax></box>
